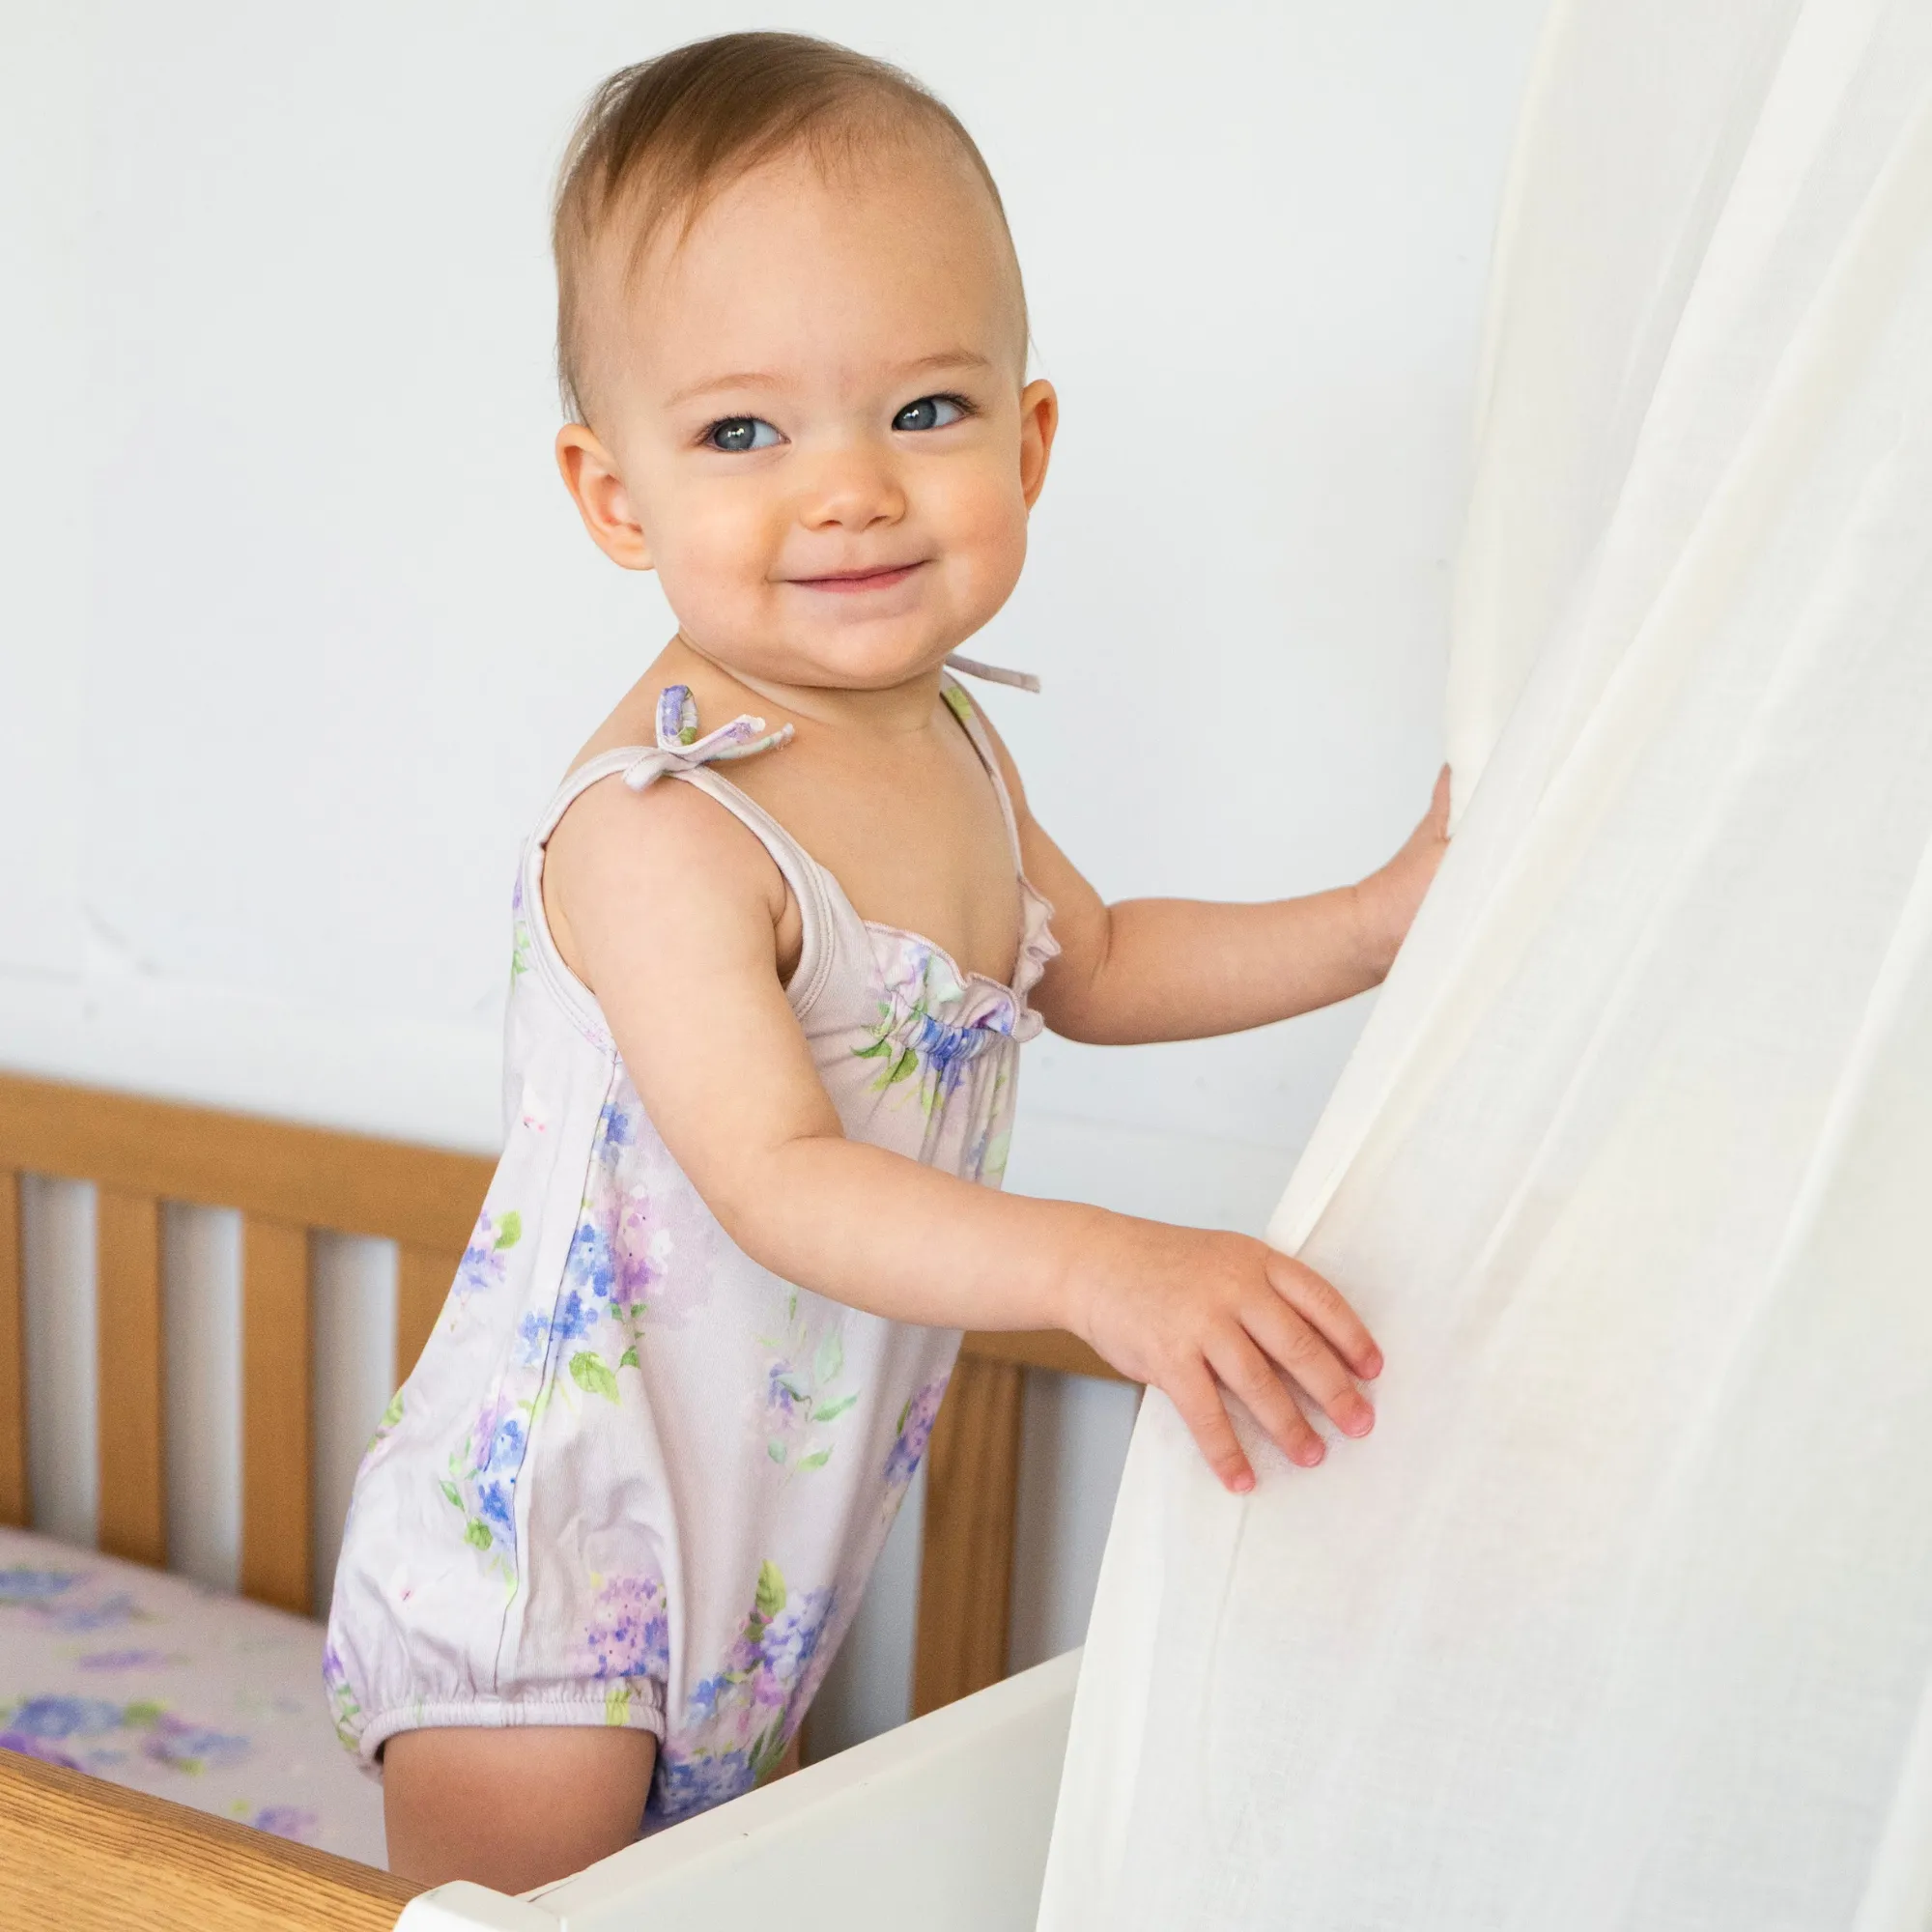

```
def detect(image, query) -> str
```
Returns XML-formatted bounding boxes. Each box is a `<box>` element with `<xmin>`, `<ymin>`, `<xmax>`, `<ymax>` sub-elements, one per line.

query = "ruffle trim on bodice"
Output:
<box><xmin>857</xmin><ymin>875</ymin><xmax>1060</xmax><ymax>1064</ymax></box>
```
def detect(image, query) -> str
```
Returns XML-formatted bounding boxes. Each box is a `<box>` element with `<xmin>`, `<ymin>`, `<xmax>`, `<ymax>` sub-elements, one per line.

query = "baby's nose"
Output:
<box><xmin>797</xmin><ymin>442</ymin><xmax>906</xmax><ymax>529</ymax></box>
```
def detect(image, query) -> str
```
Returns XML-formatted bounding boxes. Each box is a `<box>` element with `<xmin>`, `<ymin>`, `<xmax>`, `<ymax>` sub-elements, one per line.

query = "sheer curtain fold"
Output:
<box><xmin>1040</xmin><ymin>2</ymin><xmax>1932</xmax><ymax>1925</ymax></box>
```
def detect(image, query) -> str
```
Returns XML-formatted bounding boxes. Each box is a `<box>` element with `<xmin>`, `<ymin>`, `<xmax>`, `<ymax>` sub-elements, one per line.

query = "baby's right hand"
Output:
<box><xmin>1067</xmin><ymin>1217</ymin><xmax>1382</xmax><ymax>1492</ymax></box>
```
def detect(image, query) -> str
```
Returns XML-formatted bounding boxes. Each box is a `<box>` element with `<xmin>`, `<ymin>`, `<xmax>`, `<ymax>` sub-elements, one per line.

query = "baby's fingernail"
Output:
<box><xmin>1296</xmin><ymin>1440</ymin><xmax>1325</xmax><ymax>1467</ymax></box>
<box><xmin>1343</xmin><ymin>1406</ymin><xmax>1374</xmax><ymax>1437</ymax></box>
<box><xmin>1231</xmin><ymin>1469</ymin><xmax>1256</xmax><ymax>1493</ymax></box>
<box><xmin>1362</xmin><ymin>1350</ymin><xmax>1384</xmax><ymax>1379</ymax></box>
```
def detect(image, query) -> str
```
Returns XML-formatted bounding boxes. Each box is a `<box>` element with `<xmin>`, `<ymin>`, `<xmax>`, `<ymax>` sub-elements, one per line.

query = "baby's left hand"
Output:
<box><xmin>1356</xmin><ymin>765</ymin><xmax>1452</xmax><ymax>973</ymax></box>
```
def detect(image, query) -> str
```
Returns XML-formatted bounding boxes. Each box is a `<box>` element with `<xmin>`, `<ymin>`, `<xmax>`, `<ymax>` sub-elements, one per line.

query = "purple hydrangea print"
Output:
<box><xmin>251</xmin><ymin>1806</ymin><xmax>320</xmax><ymax>1842</ymax></box>
<box><xmin>2</xmin><ymin>1695</ymin><xmax>123</xmax><ymax>1741</ymax></box>
<box><xmin>565</xmin><ymin>1218</ymin><xmax>616</xmax><ymax>1300</ymax></box>
<box><xmin>650</xmin><ymin>1563</ymin><xmax>838</xmax><ymax>1824</ymax></box>
<box><xmin>885</xmin><ymin>1376</ymin><xmax>949</xmax><ymax>1491</ymax></box>
<box><xmin>323</xmin><ymin>1643</ymin><xmax>363</xmax><ymax>1748</ymax></box>
<box><xmin>0</xmin><ymin>1567</ymin><xmax>82</xmax><ymax>1606</ymax></box>
<box><xmin>455</xmin><ymin>1208</ymin><xmax>523</xmax><ymax>1296</ymax></box>
<box><xmin>142</xmin><ymin>1712</ymin><xmax>250</xmax><ymax>1774</ymax></box>
<box><xmin>592</xmin><ymin>1097</ymin><xmax>639</xmax><ymax>1165</ymax></box>
<box><xmin>653</xmin><ymin>1746</ymin><xmax>755</xmax><ymax>1819</ymax></box>
<box><xmin>582</xmin><ymin>1572</ymin><xmax>670</xmax><ymax>1684</ymax></box>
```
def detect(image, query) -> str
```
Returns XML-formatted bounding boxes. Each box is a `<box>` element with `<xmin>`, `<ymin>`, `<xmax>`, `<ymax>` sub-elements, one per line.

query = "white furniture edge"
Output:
<box><xmin>395</xmin><ymin>1647</ymin><xmax>1081</xmax><ymax>1931</ymax></box>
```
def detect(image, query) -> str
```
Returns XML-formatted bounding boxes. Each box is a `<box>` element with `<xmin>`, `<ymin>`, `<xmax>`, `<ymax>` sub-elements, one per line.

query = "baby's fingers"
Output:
<box><xmin>1264</xmin><ymin>1251</ymin><xmax>1383</xmax><ymax>1381</ymax></box>
<box><xmin>1167</xmin><ymin>1362</ymin><xmax>1257</xmax><ymax>1494</ymax></box>
<box><xmin>1242</xmin><ymin>1295</ymin><xmax>1375</xmax><ymax>1441</ymax></box>
<box><xmin>1208</xmin><ymin>1330</ymin><xmax>1326</xmax><ymax>1470</ymax></box>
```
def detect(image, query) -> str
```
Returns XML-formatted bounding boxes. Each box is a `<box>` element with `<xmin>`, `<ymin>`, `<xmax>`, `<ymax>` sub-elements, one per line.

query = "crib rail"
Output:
<box><xmin>0</xmin><ymin>1746</ymin><xmax>421</xmax><ymax>1931</ymax></box>
<box><xmin>0</xmin><ymin>1071</ymin><xmax>1126</xmax><ymax>1711</ymax></box>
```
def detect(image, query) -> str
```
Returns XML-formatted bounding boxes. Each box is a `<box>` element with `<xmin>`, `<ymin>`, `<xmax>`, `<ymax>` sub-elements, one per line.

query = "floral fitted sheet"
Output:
<box><xmin>0</xmin><ymin>1524</ymin><xmax>386</xmax><ymax>1867</ymax></box>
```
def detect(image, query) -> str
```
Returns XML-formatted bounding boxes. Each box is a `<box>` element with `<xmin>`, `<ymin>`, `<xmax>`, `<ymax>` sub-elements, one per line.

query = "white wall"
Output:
<box><xmin>0</xmin><ymin>0</ymin><xmax>1548</xmax><ymax>1748</ymax></box>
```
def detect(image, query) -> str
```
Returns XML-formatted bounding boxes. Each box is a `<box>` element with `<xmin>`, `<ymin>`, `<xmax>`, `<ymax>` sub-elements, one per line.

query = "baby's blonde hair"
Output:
<box><xmin>553</xmin><ymin>32</ymin><xmax>1027</xmax><ymax>423</ymax></box>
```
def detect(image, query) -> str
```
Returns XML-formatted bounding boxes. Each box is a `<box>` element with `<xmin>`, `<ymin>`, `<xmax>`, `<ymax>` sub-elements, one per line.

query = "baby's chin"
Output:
<box><xmin>680</xmin><ymin>605</ymin><xmax>980</xmax><ymax>696</ymax></box>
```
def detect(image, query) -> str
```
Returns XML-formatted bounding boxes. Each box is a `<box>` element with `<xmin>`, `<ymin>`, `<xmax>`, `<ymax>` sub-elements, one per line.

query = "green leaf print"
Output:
<box><xmin>797</xmin><ymin>1448</ymin><xmax>833</xmax><ymax>1471</ymax></box>
<box><xmin>570</xmin><ymin>1351</ymin><xmax>620</xmax><ymax>1403</ymax></box>
<box><xmin>814</xmin><ymin>1329</ymin><xmax>844</xmax><ymax>1385</ymax></box>
<box><xmin>122</xmin><ymin>1700</ymin><xmax>164</xmax><ymax>1729</ymax></box>
<box><xmin>494</xmin><ymin>1211</ymin><xmax>523</xmax><ymax>1250</ymax></box>
<box><xmin>440</xmin><ymin>1479</ymin><xmax>463</xmax><ymax>1510</ymax></box>
<box><xmin>618</xmin><ymin>1347</ymin><xmax>639</xmax><ymax>1370</ymax></box>
<box><xmin>748</xmin><ymin>1719</ymin><xmax>791</xmax><ymax>1785</ymax></box>
<box><xmin>465</xmin><ymin>1519</ymin><xmax>493</xmax><ymax>1550</ymax></box>
<box><xmin>852</xmin><ymin>1037</ymin><xmax>893</xmax><ymax>1060</ymax></box>
<box><xmin>811</xmin><ymin>1394</ymin><xmax>857</xmax><ymax>1423</ymax></box>
<box><xmin>605</xmin><ymin>1683</ymin><xmax>631</xmax><ymax>1725</ymax></box>
<box><xmin>380</xmin><ymin>1390</ymin><xmax>405</xmax><ymax>1432</ymax></box>
<box><xmin>768</xmin><ymin>1439</ymin><xmax>787</xmax><ymax>1463</ymax></box>
<box><xmin>885</xmin><ymin>1046</ymin><xmax>920</xmax><ymax>1085</ymax></box>
<box><xmin>754</xmin><ymin>1560</ymin><xmax>787</xmax><ymax>1623</ymax></box>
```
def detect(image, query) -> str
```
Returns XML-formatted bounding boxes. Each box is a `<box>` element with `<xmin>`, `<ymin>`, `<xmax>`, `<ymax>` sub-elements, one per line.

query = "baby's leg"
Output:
<box><xmin>384</xmin><ymin>1724</ymin><xmax>656</xmax><ymax>1890</ymax></box>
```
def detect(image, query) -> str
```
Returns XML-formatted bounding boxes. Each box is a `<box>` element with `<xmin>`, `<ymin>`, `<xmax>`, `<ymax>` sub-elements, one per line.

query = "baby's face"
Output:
<box><xmin>561</xmin><ymin>141</ymin><xmax>1054</xmax><ymax>693</ymax></box>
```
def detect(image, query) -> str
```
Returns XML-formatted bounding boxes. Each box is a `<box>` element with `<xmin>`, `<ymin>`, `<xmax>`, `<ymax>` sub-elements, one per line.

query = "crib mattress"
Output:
<box><xmin>0</xmin><ymin>1524</ymin><xmax>386</xmax><ymax>1867</ymax></box>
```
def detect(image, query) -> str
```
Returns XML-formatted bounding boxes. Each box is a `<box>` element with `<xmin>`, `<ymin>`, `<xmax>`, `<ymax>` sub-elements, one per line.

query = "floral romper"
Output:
<box><xmin>324</xmin><ymin>667</ymin><xmax>1056</xmax><ymax>1826</ymax></box>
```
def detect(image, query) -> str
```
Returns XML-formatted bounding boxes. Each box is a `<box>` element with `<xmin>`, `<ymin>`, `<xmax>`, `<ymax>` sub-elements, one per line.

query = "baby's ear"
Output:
<box><xmin>555</xmin><ymin>423</ymin><xmax>654</xmax><ymax>572</ymax></box>
<box><xmin>1018</xmin><ymin>379</ymin><xmax>1059</xmax><ymax>509</ymax></box>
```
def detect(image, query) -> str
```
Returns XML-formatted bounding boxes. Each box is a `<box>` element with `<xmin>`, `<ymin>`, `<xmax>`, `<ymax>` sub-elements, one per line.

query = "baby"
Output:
<box><xmin>326</xmin><ymin>31</ymin><xmax>1448</xmax><ymax>1892</ymax></box>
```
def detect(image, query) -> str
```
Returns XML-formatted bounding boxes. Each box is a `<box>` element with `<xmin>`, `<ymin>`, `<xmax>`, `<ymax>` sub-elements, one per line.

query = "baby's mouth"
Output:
<box><xmin>785</xmin><ymin>560</ymin><xmax>929</xmax><ymax>594</ymax></box>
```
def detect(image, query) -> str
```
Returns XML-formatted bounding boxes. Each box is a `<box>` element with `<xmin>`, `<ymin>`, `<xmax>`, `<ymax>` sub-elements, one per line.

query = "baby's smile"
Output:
<box><xmin>782</xmin><ymin>559</ymin><xmax>930</xmax><ymax>594</ymax></box>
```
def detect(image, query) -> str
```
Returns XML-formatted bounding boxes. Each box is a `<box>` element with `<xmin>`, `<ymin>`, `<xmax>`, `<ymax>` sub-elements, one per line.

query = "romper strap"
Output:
<box><xmin>617</xmin><ymin>684</ymin><xmax>796</xmax><ymax>795</ymax></box>
<box><xmin>527</xmin><ymin>685</ymin><xmax>794</xmax><ymax>849</ymax></box>
<box><xmin>944</xmin><ymin>651</ymin><xmax>1041</xmax><ymax>694</ymax></box>
<box><xmin>938</xmin><ymin>672</ymin><xmax>1031</xmax><ymax>874</ymax></box>
<box><xmin>529</xmin><ymin>746</ymin><xmax>648</xmax><ymax>850</ymax></box>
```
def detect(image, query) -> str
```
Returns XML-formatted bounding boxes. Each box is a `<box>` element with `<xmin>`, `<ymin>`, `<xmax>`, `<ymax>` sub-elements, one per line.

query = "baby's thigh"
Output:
<box><xmin>384</xmin><ymin>1723</ymin><xmax>656</xmax><ymax>1891</ymax></box>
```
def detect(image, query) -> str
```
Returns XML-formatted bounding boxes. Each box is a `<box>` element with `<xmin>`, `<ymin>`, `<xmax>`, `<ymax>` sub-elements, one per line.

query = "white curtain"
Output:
<box><xmin>1039</xmin><ymin>1</ymin><xmax>1932</xmax><ymax>1925</ymax></box>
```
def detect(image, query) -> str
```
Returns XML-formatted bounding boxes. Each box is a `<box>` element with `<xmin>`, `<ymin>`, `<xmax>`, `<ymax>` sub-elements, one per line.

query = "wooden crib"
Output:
<box><xmin>0</xmin><ymin>1070</ymin><xmax>1125</xmax><ymax>1930</ymax></box>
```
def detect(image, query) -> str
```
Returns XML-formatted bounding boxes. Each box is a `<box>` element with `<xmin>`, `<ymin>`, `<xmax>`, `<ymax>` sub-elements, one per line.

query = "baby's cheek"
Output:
<box><xmin>656</xmin><ymin>500</ymin><xmax>783</xmax><ymax>636</ymax></box>
<box><xmin>933</xmin><ymin>470</ymin><xmax>1031</xmax><ymax>617</ymax></box>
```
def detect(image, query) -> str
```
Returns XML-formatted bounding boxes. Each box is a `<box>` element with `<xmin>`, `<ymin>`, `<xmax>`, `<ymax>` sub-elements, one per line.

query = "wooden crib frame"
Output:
<box><xmin>0</xmin><ymin>1070</ymin><xmax>1125</xmax><ymax>1927</ymax></box>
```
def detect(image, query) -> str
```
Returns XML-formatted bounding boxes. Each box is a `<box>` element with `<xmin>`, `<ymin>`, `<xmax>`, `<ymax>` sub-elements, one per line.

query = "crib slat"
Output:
<box><xmin>241</xmin><ymin>1215</ymin><xmax>313</xmax><ymax>1615</ymax></box>
<box><xmin>912</xmin><ymin>1351</ymin><xmax>1026</xmax><ymax>1716</ymax></box>
<box><xmin>96</xmin><ymin>1187</ymin><xmax>167</xmax><ymax>1568</ymax></box>
<box><xmin>0</xmin><ymin>1169</ymin><xmax>26</xmax><ymax>1526</ymax></box>
<box><xmin>395</xmin><ymin>1240</ymin><xmax>454</xmax><ymax>1386</ymax></box>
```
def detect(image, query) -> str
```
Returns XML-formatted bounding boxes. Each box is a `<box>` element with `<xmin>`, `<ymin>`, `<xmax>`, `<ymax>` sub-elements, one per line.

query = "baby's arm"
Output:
<box><xmin>545</xmin><ymin>775</ymin><xmax>1382</xmax><ymax>1493</ymax></box>
<box><xmin>1000</xmin><ymin>734</ymin><xmax>1452</xmax><ymax>1044</ymax></box>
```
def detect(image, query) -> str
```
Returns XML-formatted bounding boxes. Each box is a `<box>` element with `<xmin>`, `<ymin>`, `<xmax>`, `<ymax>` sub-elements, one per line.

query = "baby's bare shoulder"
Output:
<box><xmin>541</xmin><ymin>769</ymin><xmax>798</xmax><ymax>993</ymax></box>
<box><xmin>549</xmin><ymin>768</ymin><xmax>783</xmax><ymax>917</ymax></box>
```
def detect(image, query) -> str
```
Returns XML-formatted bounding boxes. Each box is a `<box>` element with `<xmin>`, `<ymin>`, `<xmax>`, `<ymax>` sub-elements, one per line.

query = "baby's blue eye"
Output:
<box><xmin>705</xmin><ymin>416</ymin><xmax>781</xmax><ymax>452</ymax></box>
<box><xmin>893</xmin><ymin>395</ymin><xmax>968</xmax><ymax>433</ymax></box>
